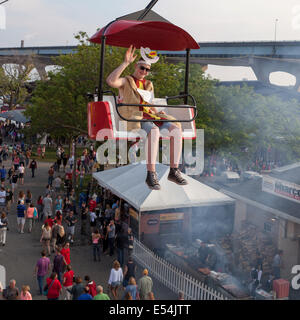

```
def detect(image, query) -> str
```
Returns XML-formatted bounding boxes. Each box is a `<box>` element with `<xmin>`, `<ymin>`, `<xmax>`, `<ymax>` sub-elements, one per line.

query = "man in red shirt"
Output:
<box><xmin>61</xmin><ymin>242</ymin><xmax>71</xmax><ymax>266</ymax></box>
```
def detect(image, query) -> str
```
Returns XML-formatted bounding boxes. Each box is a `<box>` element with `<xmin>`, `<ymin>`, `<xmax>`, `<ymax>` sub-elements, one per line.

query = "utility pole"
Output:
<box><xmin>273</xmin><ymin>19</ymin><xmax>278</xmax><ymax>56</ymax></box>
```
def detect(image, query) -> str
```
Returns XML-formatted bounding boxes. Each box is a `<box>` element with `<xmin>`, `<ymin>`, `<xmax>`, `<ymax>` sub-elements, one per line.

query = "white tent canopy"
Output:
<box><xmin>92</xmin><ymin>163</ymin><xmax>234</xmax><ymax>212</ymax></box>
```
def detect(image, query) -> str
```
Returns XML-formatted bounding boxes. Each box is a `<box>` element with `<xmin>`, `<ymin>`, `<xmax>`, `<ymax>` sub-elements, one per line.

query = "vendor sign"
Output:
<box><xmin>129</xmin><ymin>208</ymin><xmax>139</xmax><ymax>221</ymax></box>
<box><xmin>160</xmin><ymin>213</ymin><xmax>184</xmax><ymax>221</ymax></box>
<box><xmin>262</xmin><ymin>176</ymin><xmax>300</xmax><ymax>203</ymax></box>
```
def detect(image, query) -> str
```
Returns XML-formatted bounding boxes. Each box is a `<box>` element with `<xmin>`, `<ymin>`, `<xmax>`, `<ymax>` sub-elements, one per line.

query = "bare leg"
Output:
<box><xmin>169</xmin><ymin>124</ymin><xmax>183</xmax><ymax>168</ymax></box>
<box><xmin>145</xmin><ymin>127</ymin><xmax>160</xmax><ymax>172</ymax></box>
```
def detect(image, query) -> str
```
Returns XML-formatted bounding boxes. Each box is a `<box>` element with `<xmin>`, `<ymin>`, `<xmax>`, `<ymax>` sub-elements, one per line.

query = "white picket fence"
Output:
<box><xmin>132</xmin><ymin>239</ymin><xmax>228</xmax><ymax>300</ymax></box>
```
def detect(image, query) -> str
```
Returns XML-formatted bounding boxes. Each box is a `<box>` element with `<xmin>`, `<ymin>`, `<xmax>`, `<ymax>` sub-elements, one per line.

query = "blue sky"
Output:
<box><xmin>1</xmin><ymin>0</ymin><xmax>300</xmax><ymax>84</ymax></box>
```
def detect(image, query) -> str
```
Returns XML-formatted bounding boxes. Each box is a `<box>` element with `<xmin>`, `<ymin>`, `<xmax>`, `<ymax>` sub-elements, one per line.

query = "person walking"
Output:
<box><xmin>93</xmin><ymin>285</ymin><xmax>110</xmax><ymax>300</ymax></box>
<box><xmin>78</xmin><ymin>286</ymin><xmax>93</xmax><ymax>300</ymax></box>
<box><xmin>5</xmin><ymin>187</ymin><xmax>13</xmax><ymax>212</ymax></box>
<box><xmin>91</xmin><ymin>229</ymin><xmax>101</xmax><ymax>262</ymax></box>
<box><xmin>26</xmin><ymin>203</ymin><xmax>35</xmax><ymax>233</ymax></box>
<box><xmin>124</xmin><ymin>277</ymin><xmax>139</xmax><ymax>300</ymax></box>
<box><xmin>0</xmin><ymin>186</ymin><xmax>6</xmax><ymax>214</ymax></box>
<box><xmin>42</xmin><ymin>193</ymin><xmax>53</xmax><ymax>218</ymax></box>
<box><xmin>89</xmin><ymin>209</ymin><xmax>97</xmax><ymax>234</ymax></box>
<box><xmin>2</xmin><ymin>279</ymin><xmax>19</xmax><ymax>300</ymax></box>
<box><xmin>11</xmin><ymin>169</ymin><xmax>18</xmax><ymax>195</ymax></box>
<box><xmin>138</xmin><ymin>269</ymin><xmax>153</xmax><ymax>300</ymax></box>
<box><xmin>0</xmin><ymin>165</ymin><xmax>6</xmax><ymax>188</ymax></box>
<box><xmin>18</xmin><ymin>163</ymin><xmax>25</xmax><ymax>185</ymax></box>
<box><xmin>102</xmin><ymin>220</ymin><xmax>109</xmax><ymax>254</ymax></box>
<box><xmin>108</xmin><ymin>260</ymin><xmax>123</xmax><ymax>300</ymax></box>
<box><xmin>0</xmin><ymin>212</ymin><xmax>8</xmax><ymax>246</ymax></box>
<box><xmin>107</xmin><ymin>219</ymin><xmax>116</xmax><ymax>257</ymax></box>
<box><xmin>16</xmin><ymin>199</ymin><xmax>26</xmax><ymax>234</ymax></box>
<box><xmin>20</xmin><ymin>285</ymin><xmax>32</xmax><ymax>300</ymax></box>
<box><xmin>54</xmin><ymin>195</ymin><xmax>63</xmax><ymax>214</ymax></box>
<box><xmin>61</xmin><ymin>242</ymin><xmax>71</xmax><ymax>267</ymax></box>
<box><xmin>25</xmin><ymin>190</ymin><xmax>32</xmax><ymax>208</ymax></box>
<box><xmin>52</xmin><ymin>247</ymin><xmax>66</xmax><ymax>284</ymax></box>
<box><xmin>115</xmin><ymin>228</ymin><xmax>127</xmax><ymax>267</ymax></box>
<box><xmin>68</xmin><ymin>276</ymin><xmax>85</xmax><ymax>300</ymax></box>
<box><xmin>127</xmin><ymin>227</ymin><xmax>134</xmax><ymax>258</ymax></box>
<box><xmin>51</xmin><ymin>220</ymin><xmax>60</xmax><ymax>253</ymax></box>
<box><xmin>29</xmin><ymin>158</ymin><xmax>37</xmax><ymax>178</ymax></box>
<box><xmin>37</xmin><ymin>195</ymin><xmax>43</xmax><ymax>221</ymax></box>
<box><xmin>48</xmin><ymin>166</ymin><xmax>55</xmax><ymax>187</ymax></box>
<box><xmin>53</xmin><ymin>176</ymin><xmax>62</xmax><ymax>194</ymax></box>
<box><xmin>55</xmin><ymin>210</ymin><xmax>63</xmax><ymax>225</ymax></box>
<box><xmin>81</xmin><ymin>205</ymin><xmax>88</xmax><ymax>236</ymax></box>
<box><xmin>40</xmin><ymin>222</ymin><xmax>52</xmax><ymax>256</ymax></box>
<box><xmin>35</xmin><ymin>250</ymin><xmax>51</xmax><ymax>296</ymax></box>
<box><xmin>64</xmin><ymin>210</ymin><xmax>77</xmax><ymax>244</ymax></box>
<box><xmin>45</xmin><ymin>272</ymin><xmax>62</xmax><ymax>300</ymax></box>
<box><xmin>63</xmin><ymin>264</ymin><xmax>74</xmax><ymax>300</ymax></box>
<box><xmin>123</xmin><ymin>257</ymin><xmax>137</xmax><ymax>287</ymax></box>
<box><xmin>84</xmin><ymin>275</ymin><xmax>97</xmax><ymax>298</ymax></box>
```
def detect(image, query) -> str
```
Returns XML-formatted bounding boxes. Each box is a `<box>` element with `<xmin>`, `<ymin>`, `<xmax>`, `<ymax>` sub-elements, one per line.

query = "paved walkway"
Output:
<box><xmin>0</xmin><ymin>157</ymin><xmax>177</xmax><ymax>300</ymax></box>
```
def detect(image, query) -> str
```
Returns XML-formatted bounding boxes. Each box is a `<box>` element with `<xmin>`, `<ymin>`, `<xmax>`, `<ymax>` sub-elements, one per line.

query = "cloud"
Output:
<box><xmin>2</xmin><ymin>0</ymin><xmax>86</xmax><ymax>46</ymax></box>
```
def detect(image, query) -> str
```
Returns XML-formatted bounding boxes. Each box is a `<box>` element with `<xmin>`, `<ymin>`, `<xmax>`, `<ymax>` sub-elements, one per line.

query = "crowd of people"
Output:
<box><xmin>0</xmin><ymin>140</ymin><xmax>162</xmax><ymax>300</ymax></box>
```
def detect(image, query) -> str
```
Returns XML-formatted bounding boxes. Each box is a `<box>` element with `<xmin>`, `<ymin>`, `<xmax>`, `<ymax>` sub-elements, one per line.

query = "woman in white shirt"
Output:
<box><xmin>18</xmin><ymin>163</ymin><xmax>25</xmax><ymax>185</ymax></box>
<box><xmin>108</xmin><ymin>260</ymin><xmax>123</xmax><ymax>299</ymax></box>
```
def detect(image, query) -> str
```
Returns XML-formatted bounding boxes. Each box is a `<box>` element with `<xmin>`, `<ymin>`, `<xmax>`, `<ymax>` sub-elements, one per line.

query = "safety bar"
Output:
<box><xmin>101</xmin><ymin>90</ymin><xmax>197</xmax><ymax>123</ymax></box>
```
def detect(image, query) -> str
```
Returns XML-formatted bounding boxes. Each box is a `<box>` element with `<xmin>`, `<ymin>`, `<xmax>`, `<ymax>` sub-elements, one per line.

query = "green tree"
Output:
<box><xmin>0</xmin><ymin>56</ymin><xmax>34</xmax><ymax>110</ymax></box>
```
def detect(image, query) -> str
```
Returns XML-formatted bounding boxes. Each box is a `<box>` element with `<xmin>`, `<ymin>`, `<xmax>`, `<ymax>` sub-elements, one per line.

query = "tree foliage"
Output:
<box><xmin>0</xmin><ymin>56</ymin><xmax>34</xmax><ymax>110</ymax></box>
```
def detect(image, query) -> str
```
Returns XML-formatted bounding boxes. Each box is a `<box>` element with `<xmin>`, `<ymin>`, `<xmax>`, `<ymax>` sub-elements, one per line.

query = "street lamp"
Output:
<box><xmin>274</xmin><ymin>18</ymin><xmax>279</xmax><ymax>42</ymax></box>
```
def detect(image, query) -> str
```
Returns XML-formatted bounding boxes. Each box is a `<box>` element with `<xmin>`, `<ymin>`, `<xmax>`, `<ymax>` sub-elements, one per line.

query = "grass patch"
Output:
<box><xmin>29</xmin><ymin>146</ymin><xmax>87</xmax><ymax>163</ymax></box>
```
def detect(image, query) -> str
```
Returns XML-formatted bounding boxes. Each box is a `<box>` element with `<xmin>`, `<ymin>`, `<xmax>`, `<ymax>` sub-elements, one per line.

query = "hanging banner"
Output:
<box><xmin>262</xmin><ymin>176</ymin><xmax>300</xmax><ymax>203</ymax></box>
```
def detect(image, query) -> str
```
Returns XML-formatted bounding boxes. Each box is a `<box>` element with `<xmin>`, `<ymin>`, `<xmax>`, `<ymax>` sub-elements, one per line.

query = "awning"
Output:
<box><xmin>92</xmin><ymin>163</ymin><xmax>234</xmax><ymax>212</ymax></box>
<box><xmin>89</xmin><ymin>20</ymin><xmax>200</xmax><ymax>51</ymax></box>
<box><xmin>0</xmin><ymin>109</ymin><xmax>30</xmax><ymax>123</ymax></box>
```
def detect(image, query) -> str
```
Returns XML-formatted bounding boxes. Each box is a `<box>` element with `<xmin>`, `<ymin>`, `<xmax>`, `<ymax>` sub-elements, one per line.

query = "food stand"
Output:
<box><xmin>164</xmin><ymin>240</ymin><xmax>250</xmax><ymax>300</ymax></box>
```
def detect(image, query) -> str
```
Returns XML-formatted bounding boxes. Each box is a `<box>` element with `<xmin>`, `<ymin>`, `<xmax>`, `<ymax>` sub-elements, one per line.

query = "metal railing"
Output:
<box><xmin>132</xmin><ymin>238</ymin><xmax>228</xmax><ymax>300</ymax></box>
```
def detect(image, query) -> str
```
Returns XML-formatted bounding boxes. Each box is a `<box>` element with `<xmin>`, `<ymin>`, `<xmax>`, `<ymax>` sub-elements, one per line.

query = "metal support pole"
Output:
<box><xmin>98</xmin><ymin>35</ymin><xmax>106</xmax><ymax>101</ymax></box>
<box><xmin>184</xmin><ymin>48</ymin><xmax>190</xmax><ymax>104</ymax></box>
<box><xmin>137</xmin><ymin>0</ymin><xmax>159</xmax><ymax>21</ymax></box>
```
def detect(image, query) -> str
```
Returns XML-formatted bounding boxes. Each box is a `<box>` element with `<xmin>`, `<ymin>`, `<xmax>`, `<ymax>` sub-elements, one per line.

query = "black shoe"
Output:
<box><xmin>145</xmin><ymin>171</ymin><xmax>161</xmax><ymax>190</ymax></box>
<box><xmin>168</xmin><ymin>168</ymin><xmax>188</xmax><ymax>185</ymax></box>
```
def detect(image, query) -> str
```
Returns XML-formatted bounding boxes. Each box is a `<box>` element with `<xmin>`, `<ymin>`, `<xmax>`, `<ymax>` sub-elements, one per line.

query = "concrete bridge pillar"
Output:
<box><xmin>250</xmin><ymin>57</ymin><xmax>300</xmax><ymax>90</ymax></box>
<box><xmin>34</xmin><ymin>63</ymin><xmax>48</xmax><ymax>80</ymax></box>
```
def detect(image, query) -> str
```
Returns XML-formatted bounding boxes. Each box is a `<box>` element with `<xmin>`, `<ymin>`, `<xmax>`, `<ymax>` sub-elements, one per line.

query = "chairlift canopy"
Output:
<box><xmin>89</xmin><ymin>20</ymin><xmax>200</xmax><ymax>51</ymax></box>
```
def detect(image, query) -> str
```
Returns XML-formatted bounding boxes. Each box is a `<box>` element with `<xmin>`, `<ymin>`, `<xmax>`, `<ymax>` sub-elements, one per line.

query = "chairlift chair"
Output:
<box><xmin>87</xmin><ymin>18</ymin><xmax>200</xmax><ymax>141</ymax></box>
